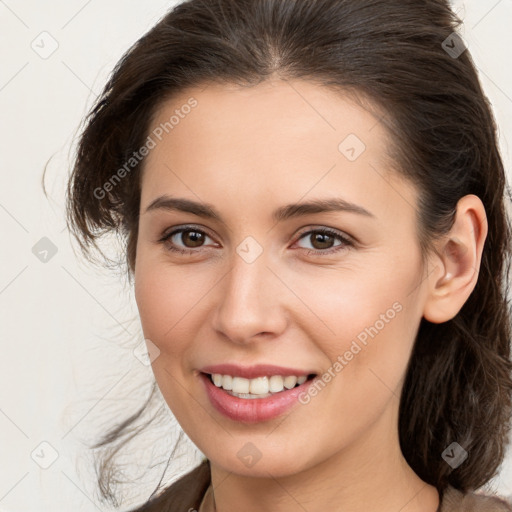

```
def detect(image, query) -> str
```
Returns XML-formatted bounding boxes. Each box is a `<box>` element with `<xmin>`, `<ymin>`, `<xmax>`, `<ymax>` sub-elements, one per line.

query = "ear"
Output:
<box><xmin>422</xmin><ymin>194</ymin><xmax>488</xmax><ymax>324</ymax></box>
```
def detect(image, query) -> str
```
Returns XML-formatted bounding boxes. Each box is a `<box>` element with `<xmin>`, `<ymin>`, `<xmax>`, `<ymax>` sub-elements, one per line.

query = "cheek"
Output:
<box><xmin>134</xmin><ymin>258</ymin><xmax>203</xmax><ymax>357</ymax></box>
<box><xmin>289</xmin><ymin>260</ymin><xmax>414</xmax><ymax>351</ymax></box>
<box><xmin>293</xmin><ymin>255</ymin><xmax>421</xmax><ymax>399</ymax></box>
<box><xmin>134</xmin><ymin>255</ymin><xmax>235</xmax><ymax>385</ymax></box>
<box><xmin>133</xmin><ymin>262</ymin><xmax>203</xmax><ymax>414</ymax></box>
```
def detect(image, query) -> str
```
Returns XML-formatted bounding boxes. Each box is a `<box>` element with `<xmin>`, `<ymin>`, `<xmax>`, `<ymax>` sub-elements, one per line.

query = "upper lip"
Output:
<box><xmin>200</xmin><ymin>363</ymin><xmax>316</xmax><ymax>379</ymax></box>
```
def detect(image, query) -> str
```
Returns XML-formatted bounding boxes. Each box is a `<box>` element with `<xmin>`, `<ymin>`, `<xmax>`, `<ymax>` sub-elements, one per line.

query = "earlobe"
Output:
<box><xmin>422</xmin><ymin>195</ymin><xmax>488</xmax><ymax>324</ymax></box>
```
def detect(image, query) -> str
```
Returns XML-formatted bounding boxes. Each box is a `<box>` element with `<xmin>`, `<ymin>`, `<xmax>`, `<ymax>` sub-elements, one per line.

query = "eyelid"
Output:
<box><xmin>294</xmin><ymin>225</ymin><xmax>355</xmax><ymax>244</ymax></box>
<box><xmin>157</xmin><ymin>224</ymin><xmax>356</xmax><ymax>243</ymax></box>
<box><xmin>158</xmin><ymin>224</ymin><xmax>217</xmax><ymax>242</ymax></box>
<box><xmin>157</xmin><ymin>224</ymin><xmax>355</xmax><ymax>255</ymax></box>
<box><xmin>291</xmin><ymin>226</ymin><xmax>354</xmax><ymax>255</ymax></box>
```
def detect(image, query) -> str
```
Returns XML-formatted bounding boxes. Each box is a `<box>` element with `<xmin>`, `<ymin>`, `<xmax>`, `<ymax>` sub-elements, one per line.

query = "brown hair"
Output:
<box><xmin>65</xmin><ymin>0</ymin><xmax>512</xmax><ymax>506</ymax></box>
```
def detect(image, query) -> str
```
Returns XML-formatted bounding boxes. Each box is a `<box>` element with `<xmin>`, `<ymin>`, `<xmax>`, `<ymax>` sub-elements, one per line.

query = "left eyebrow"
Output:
<box><xmin>143</xmin><ymin>195</ymin><xmax>375</xmax><ymax>223</ymax></box>
<box><xmin>272</xmin><ymin>197</ymin><xmax>375</xmax><ymax>222</ymax></box>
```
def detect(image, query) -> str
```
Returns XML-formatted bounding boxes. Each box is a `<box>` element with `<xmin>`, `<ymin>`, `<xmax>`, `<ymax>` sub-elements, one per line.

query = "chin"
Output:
<box><xmin>205</xmin><ymin>443</ymin><xmax>318</xmax><ymax>479</ymax></box>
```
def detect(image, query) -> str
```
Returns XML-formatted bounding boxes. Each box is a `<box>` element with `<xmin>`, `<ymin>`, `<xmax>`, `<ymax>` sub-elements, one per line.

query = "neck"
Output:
<box><xmin>209</xmin><ymin>402</ymin><xmax>439</xmax><ymax>512</ymax></box>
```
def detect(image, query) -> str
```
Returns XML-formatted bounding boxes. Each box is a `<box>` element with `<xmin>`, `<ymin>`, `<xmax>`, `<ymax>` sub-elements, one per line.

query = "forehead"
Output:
<box><xmin>146</xmin><ymin>79</ymin><xmax>390</xmax><ymax>164</ymax></box>
<box><xmin>140</xmin><ymin>79</ymin><xmax>417</xmax><ymax>228</ymax></box>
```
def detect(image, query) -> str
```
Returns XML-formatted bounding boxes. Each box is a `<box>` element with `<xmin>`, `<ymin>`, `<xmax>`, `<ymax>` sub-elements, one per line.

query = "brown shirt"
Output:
<box><xmin>129</xmin><ymin>459</ymin><xmax>512</xmax><ymax>512</ymax></box>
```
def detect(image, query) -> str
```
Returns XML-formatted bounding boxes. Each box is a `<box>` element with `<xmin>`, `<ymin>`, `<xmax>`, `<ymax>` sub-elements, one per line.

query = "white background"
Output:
<box><xmin>1</xmin><ymin>0</ymin><xmax>511</xmax><ymax>510</ymax></box>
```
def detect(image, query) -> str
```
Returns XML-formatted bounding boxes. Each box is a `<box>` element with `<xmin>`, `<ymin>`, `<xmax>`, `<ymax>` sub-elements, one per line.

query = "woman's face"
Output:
<box><xmin>134</xmin><ymin>79</ymin><xmax>431</xmax><ymax>477</ymax></box>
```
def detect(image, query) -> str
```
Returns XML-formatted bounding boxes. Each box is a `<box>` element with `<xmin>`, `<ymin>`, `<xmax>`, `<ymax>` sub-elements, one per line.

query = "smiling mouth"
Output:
<box><xmin>203</xmin><ymin>372</ymin><xmax>317</xmax><ymax>399</ymax></box>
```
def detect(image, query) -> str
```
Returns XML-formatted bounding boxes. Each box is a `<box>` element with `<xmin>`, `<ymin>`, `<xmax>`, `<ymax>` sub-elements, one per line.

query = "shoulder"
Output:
<box><xmin>126</xmin><ymin>458</ymin><xmax>211</xmax><ymax>512</ymax></box>
<box><xmin>440</xmin><ymin>486</ymin><xmax>512</xmax><ymax>512</ymax></box>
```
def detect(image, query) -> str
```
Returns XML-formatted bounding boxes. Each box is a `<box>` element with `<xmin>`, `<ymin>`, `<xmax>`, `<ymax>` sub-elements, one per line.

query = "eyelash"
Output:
<box><xmin>157</xmin><ymin>225</ymin><xmax>354</xmax><ymax>257</ymax></box>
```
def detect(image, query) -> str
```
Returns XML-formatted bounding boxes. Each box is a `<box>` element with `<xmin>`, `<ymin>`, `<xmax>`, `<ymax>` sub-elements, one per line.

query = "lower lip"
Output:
<box><xmin>200</xmin><ymin>373</ymin><xmax>315</xmax><ymax>423</ymax></box>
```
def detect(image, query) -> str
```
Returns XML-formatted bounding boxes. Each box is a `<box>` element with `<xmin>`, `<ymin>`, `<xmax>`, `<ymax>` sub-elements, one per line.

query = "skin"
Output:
<box><xmin>134</xmin><ymin>79</ymin><xmax>487</xmax><ymax>512</ymax></box>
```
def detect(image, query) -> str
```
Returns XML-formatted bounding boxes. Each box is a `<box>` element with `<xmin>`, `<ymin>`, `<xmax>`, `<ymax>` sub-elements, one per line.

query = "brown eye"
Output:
<box><xmin>179</xmin><ymin>230</ymin><xmax>206</xmax><ymax>247</ymax></box>
<box><xmin>309</xmin><ymin>232</ymin><xmax>336</xmax><ymax>250</ymax></box>
<box><xmin>295</xmin><ymin>228</ymin><xmax>353</xmax><ymax>255</ymax></box>
<box><xmin>158</xmin><ymin>227</ymin><xmax>216</xmax><ymax>255</ymax></box>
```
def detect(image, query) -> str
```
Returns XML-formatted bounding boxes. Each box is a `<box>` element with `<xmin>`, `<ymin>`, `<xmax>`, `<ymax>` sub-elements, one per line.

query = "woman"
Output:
<box><xmin>66</xmin><ymin>0</ymin><xmax>512</xmax><ymax>510</ymax></box>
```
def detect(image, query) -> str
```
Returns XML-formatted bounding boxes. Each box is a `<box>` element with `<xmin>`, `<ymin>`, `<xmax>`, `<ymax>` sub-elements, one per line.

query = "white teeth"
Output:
<box><xmin>269</xmin><ymin>375</ymin><xmax>284</xmax><ymax>392</ymax></box>
<box><xmin>283</xmin><ymin>376</ymin><xmax>298</xmax><ymax>389</ymax></box>
<box><xmin>222</xmin><ymin>374</ymin><xmax>233</xmax><ymax>390</ymax></box>
<box><xmin>232</xmin><ymin>377</ymin><xmax>250</xmax><ymax>394</ymax></box>
<box><xmin>249</xmin><ymin>376</ymin><xmax>269</xmax><ymax>395</ymax></box>
<box><xmin>210</xmin><ymin>373</ymin><xmax>310</xmax><ymax>396</ymax></box>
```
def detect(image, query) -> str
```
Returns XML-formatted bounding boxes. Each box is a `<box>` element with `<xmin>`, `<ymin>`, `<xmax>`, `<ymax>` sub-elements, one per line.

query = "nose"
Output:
<box><xmin>211</xmin><ymin>246</ymin><xmax>288</xmax><ymax>345</ymax></box>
